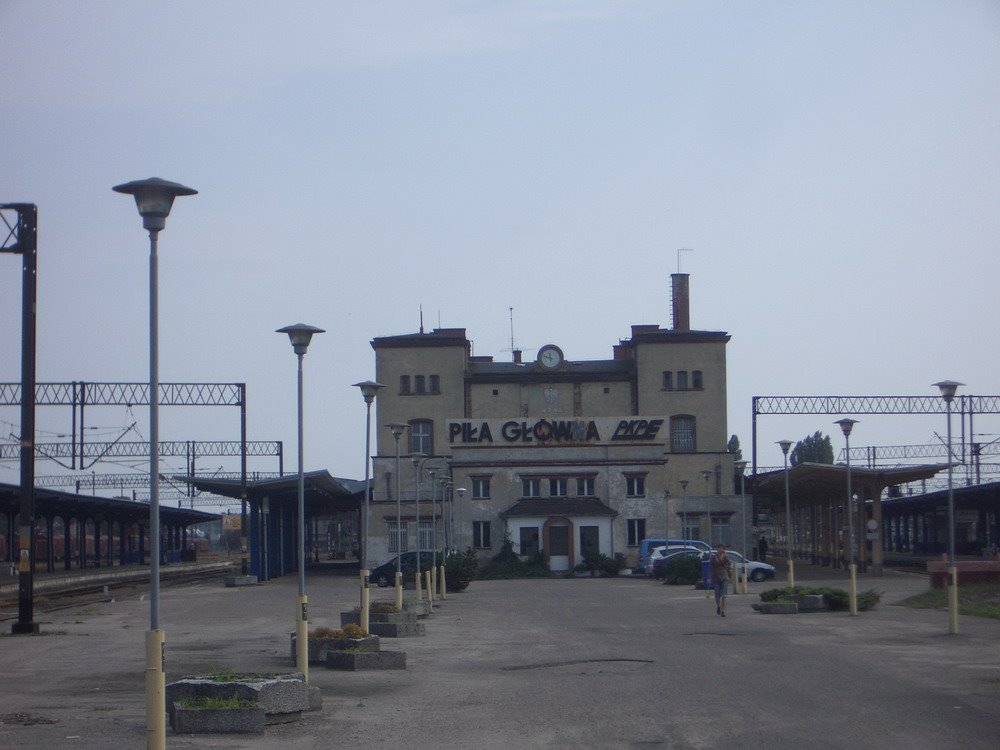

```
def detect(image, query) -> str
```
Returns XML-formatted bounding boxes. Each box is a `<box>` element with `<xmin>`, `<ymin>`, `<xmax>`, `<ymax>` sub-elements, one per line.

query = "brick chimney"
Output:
<box><xmin>671</xmin><ymin>273</ymin><xmax>690</xmax><ymax>331</ymax></box>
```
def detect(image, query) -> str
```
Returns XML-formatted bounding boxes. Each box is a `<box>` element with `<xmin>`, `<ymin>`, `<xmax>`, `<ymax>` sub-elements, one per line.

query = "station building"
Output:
<box><xmin>368</xmin><ymin>274</ymin><xmax>744</xmax><ymax>571</ymax></box>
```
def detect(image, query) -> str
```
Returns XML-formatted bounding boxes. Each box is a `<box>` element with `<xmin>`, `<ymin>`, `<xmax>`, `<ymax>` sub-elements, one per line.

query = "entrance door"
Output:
<box><xmin>580</xmin><ymin>525</ymin><xmax>599</xmax><ymax>561</ymax></box>
<box><xmin>548</xmin><ymin>525</ymin><xmax>569</xmax><ymax>571</ymax></box>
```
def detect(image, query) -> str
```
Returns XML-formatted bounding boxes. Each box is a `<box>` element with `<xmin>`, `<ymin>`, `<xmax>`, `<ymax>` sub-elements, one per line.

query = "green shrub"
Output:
<box><xmin>661</xmin><ymin>555</ymin><xmax>702</xmax><ymax>585</ymax></box>
<box><xmin>477</xmin><ymin>540</ymin><xmax>551</xmax><ymax>579</ymax></box>
<box><xmin>444</xmin><ymin>548</ymin><xmax>479</xmax><ymax>591</ymax></box>
<box><xmin>758</xmin><ymin>586</ymin><xmax>881</xmax><ymax>611</ymax></box>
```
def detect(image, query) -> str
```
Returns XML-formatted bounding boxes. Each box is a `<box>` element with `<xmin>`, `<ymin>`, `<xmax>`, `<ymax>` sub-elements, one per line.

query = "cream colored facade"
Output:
<box><xmin>367</xmin><ymin>275</ymin><xmax>743</xmax><ymax>570</ymax></box>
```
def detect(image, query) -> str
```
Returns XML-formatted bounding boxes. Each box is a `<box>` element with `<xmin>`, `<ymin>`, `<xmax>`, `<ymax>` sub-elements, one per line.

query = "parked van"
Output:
<box><xmin>636</xmin><ymin>538</ymin><xmax>711</xmax><ymax>572</ymax></box>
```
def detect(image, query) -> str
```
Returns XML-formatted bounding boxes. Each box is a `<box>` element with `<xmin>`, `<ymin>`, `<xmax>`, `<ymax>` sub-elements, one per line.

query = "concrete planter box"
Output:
<box><xmin>761</xmin><ymin>602</ymin><xmax>799</xmax><ymax>615</ymax></box>
<box><xmin>171</xmin><ymin>703</ymin><xmax>266</xmax><ymax>735</ymax></box>
<box><xmin>325</xmin><ymin>650</ymin><xmax>406</xmax><ymax>671</ymax></box>
<box><xmin>291</xmin><ymin>633</ymin><xmax>381</xmax><ymax>664</ymax></box>
<box><xmin>368</xmin><ymin>621</ymin><xmax>425</xmax><ymax>637</ymax></box>
<box><xmin>166</xmin><ymin>672</ymin><xmax>315</xmax><ymax>725</ymax></box>
<box><xmin>223</xmin><ymin>575</ymin><xmax>259</xmax><ymax>587</ymax></box>
<box><xmin>789</xmin><ymin>594</ymin><xmax>828</xmax><ymax>612</ymax></box>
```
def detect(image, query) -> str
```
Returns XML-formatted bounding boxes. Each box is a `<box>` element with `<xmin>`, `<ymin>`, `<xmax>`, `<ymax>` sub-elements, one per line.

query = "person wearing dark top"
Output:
<box><xmin>710</xmin><ymin>544</ymin><xmax>731</xmax><ymax>617</ymax></box>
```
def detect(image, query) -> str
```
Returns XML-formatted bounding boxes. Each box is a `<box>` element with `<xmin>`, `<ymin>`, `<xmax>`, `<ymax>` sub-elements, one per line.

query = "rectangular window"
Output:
<box><xmin>692</xmin><ymin>370</ymin><xmax>703</xmax><ymax>389</ymax></box>
<box><xmin>410</xmin><ymin>421</ymin><xmax>432</xmax><ymax>455</ymax></box>
<box><xmin>414</xmin><ymin>375</ymin><xmax>426</xmax><ymax>394</ymax></box>
<box><xmin>388</xmin><ymin>521</ymin><xmax>408</xmax><ymax>553</ymax></box>
<box><xmin>576</xmin><ymin>477</ymin><xmax>595</xmax><ymax>496</ymax></box>
<box><xmin>711</xmin><ymin>517</ymin><xmax>732</xmax><ymax>546</ymax></box>
<box><xmin>627</xmin><ymin>518</ymin><xmax>646</xmax><ymax>546</ymax></box>
<box><xmin>671</xmin><ymin>416</ymin><xmax>696</xmax><ymax>453</ymax></box>
<box><xmin>472</xmin><ymin>477</ymin><xmax>491</xmax><ymax>499</ymax></box>
<box><xmin>677</xmin><ymin>370</ymin><xmax>689</xmax><ymax>390</ymax></box>
<box><xmin>662</xmin><ymin>371</ymin><xmax>673</xmax><ymax>390</ymax></box>
<box><xmin>626</xmin><ymin>476</ymin><xmax>646</xmax><ymax>497</ymax></box>
<box><xmin>522</xmin><ymin>478</ymin><xmax>541</xmax><ymax>497</ymax></box>
<box><xmin>399</xmin><ymin>375</ymin><xmax>410</xmax><ymax>395</ymax></box>
<box><xmin>549</xmin><ymin>477</ymin><xmax>568</xmax><ymax>497</ymax></box>
<box><xmin>519</xmin><ymin>527</ymin><xmax>540</xmax><ymax>556</ymax></box>
<box><xmin>683</xmin><ymin>519</ymin><xmax>700</xmax><ymax>540</ymax></box>
<box><xmin>473</xmin><ymin>520</ymin><xmax>492</xmax><ymax>549</ymax></box>
<box><xmin>418</xmin><ymin>520</ymin><xmax>433</xmax><ymax>551</ymax></box>
<box><xmin>429</xmin><ymin>374</ymin><xmax>440</xmax><ymax>394</ymax></box>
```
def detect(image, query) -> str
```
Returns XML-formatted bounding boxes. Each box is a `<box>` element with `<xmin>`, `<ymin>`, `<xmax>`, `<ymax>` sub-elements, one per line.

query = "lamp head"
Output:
<box><xmin>700</xmin><ymin>469</ymin><xmax>712</xmax><ymax>480</ymax></box>
<box><xmin>834</xmin><ymin>418</ymin><xmax>858</xmax><ymax>437</ymax></box>
<box><xmin>933</xmin><ymin>380</ymin><xmax>964</xmax><ymax>402</ymax></box>
<box><xmin>679</xmin><ymin>479</ymin><xmax>688</xmax><ymax>490</ymax></box>
<box><xmin>277</xmin><ymin>323</ymin><xmax>325</xmax><ymax>355</ymax></box>
<box><xmin>113</xmin><ymin>177</ymin><xmax>197</xmax><ymax>232</ymax></box>
<box><xmin>353</xmin><ymin>380</ymin><xmax>385</xmax><ymax>403</ymax></box>
<box><xmin>734</xmin><ymin>460</ymin><xmax>747</xmax><ymax>473</ymax></box>
<box><xmin>387</xmin><ymin>422</ymin><xmax>407</xmax><ymax>440</ymax></box>
<box><xmin>777</xmin><ymin>439</ymin><xmax>793</xmax><ymax>455</ymax></box>
<box><xmin>456</xmin><ymin>487</ymin><xmax>467</xmax><ymax>499</ymax></box>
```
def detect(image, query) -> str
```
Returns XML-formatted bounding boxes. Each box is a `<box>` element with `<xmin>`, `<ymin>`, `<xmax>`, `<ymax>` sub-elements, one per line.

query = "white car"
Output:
<box><xmin>701</xmin><ymin>550</ymin><xmax>775</xmax><ymax>582</ymax></box>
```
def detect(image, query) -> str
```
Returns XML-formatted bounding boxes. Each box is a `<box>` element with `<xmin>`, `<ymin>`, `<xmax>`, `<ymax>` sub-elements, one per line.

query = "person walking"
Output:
<box><xmin>710</xmin><ymin>544</ymin><xmax>731</xmax><ymax>617</ymax></box>
<box><xmin>758</xmin><ymin>535</ymin><xmax>768</xmax><ymax>563</ymax></box>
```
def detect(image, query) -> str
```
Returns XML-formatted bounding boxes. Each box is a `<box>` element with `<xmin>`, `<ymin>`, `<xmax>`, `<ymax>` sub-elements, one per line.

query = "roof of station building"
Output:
<box><xmin>499</xmin><ymin>497</ymin><xmax>618</xmax><ymax>518</ymax></box>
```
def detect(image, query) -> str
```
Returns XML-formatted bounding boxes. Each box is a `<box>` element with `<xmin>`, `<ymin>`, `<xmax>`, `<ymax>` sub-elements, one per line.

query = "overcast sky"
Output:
<box><xmin>2</xmin><ymin>1</ymin><xmax>998</xmax><ymax>506</ymax></box>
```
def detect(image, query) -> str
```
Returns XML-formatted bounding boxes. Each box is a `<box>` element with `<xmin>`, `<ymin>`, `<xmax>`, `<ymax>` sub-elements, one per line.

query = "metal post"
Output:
<box><xmin>1</xmin><ymin>205</ymin><xmax>38</xmax><ymax>635</ymax></box>
<box><xmin>946</xmin><ymin>397</ymin><xmax>958</xmax><ymax>634</ymax></box>
<box><xmin>680</xmin><ymin>480</ymin><xmax>688</xmax><ymax>542</ymax></box>
<box><xmin>294</xmin><ymin>350</ymin><xmax>308</xmax><ymax>681</ymax></box>
<box><xmin>778</xmin><ymin>440</ymin><xmax>794</xmax><ymax>589</ymax></box>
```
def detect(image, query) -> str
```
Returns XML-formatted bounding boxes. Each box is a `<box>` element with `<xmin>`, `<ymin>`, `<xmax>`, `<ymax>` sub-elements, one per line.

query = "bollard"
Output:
<box><xmin>296</xmin><ymin>594</ymin><xmax>309</xmax><ymax>683</ymax></box>
<box><xmin>787</xmin><ymin>559</ymin><xmax>795</xmax><ymax>589</ymax></box>
<box><xmin>849</xmin><ymin>563</ymin><xmax>858</xmax><ymax>616</ymax></box>
<box><xmin>948</xmin><ymin>565</ymin><xmax>959</xmax><ymax>634</ymax></box>
<box><xmin>425</xmin><ymin>569</ymin><xmax>434</xmax><ymax>603</ymax></box>
<box><xmin>395</xmin><ymin>571</ymin><xmax>403</xmax><ymax>611</ymax></box>
<box><xmin>439</xmin><ymin>564</ymin><xmax>447</xmax><ymax>600</ymax></box>
<box><xmin>360</xmin><ymin>569</ymin><xmax>370</xmax><ymax>633</ymax></box>
<box><xmin>145</xmin><ymin>629</ymin><xmax>166</xmax><ymax>750</ymax></box>
<box><xmin>415</xmin><ymin>569</ymin><xmax>423</xmax><ymax>602</ymax></box>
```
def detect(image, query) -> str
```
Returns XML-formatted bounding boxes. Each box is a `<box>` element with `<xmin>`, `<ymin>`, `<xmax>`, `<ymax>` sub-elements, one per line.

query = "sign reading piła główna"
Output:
<box><xmin>448</xmin><ymin>417</ymin><xmax>664</xmax><ymax>446</ymax></box>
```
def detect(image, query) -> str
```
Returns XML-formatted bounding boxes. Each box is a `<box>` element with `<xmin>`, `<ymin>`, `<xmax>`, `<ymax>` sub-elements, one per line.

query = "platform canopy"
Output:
<box><xmin>175</xmin><ymin>470</ymin><xmax>364</xmax><ymax>513</ymax></box>
<box><xmin>752</xmin><ymin>462</ymin><xmax>945</xmax><ymax>504</ymax></box>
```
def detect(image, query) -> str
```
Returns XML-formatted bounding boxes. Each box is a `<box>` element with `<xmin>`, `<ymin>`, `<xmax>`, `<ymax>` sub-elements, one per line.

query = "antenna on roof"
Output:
<box><xmin>509</xmin><ymin>307</ymin><xmax>515</xmax><ymax>352</ymax></box>
<box><xmin>419</xmin><ymin>304</ymin><xmax>424</xmax><ymax>334</ymax></box>
<box><xmin>677</xmin><ymin>248</ymin><xmax>693</xmax><ymax>273</ymax></box>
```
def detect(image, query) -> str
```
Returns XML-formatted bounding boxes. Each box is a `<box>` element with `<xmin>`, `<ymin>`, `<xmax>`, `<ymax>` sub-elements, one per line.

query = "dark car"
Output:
<box><xmin>650</xmin><ymin>549</ymin><xmax>701</xmax><ymax>580</ymax></box>
<box><xmin>370</xmin><ymin>551</ymin><xmax>438</xmax><ymax>587</ymax></box>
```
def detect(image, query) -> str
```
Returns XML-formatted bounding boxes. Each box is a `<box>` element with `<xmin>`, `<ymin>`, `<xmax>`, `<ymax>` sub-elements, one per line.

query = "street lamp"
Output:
<box><xmin>700</xmin><ymin>469</ymin><xmax>712</xmax><ymax>543</ymax></box>
<box><xmin>662</xmin><ymin>490</ymin><xmax>670</xmax><ymax>540</ymax></box>
<box><xmin>934</xmin><ymin>379</ymin><xmax>964</xmax><ymax>634</ymax></box>
<box><xmin>353</xmin><ymin>380</ymin><xmax>383</xmax><ymax>634</ymax></box>
<box><xmin>388</xmin><ymin>423</ymin><xmax>406</xmax><ymax>610</ymax></box>
<box><xmin>679</xmin><ymin>480</ymin><xmax>689</xmax><ymax>542</ymax></box>
<box><xmin>411</xmin><ymin>453</ymin><xmax>427</xmax><ymax>600</ymax></box>
<box><xmin>835</xmin><ymin>419</ymin><xmax>859</xmax><ymax>616</ymax></box>
<box><xmin>113</xmin><ymin>176</ymin><xmax>196</xmax><ymax>750</ymax></box>
<box><xmin>352</xmin><ymin>381</ymin><xmax>384</xmax><ymax>572</ymax></box>
<box><xmin>456</xmin><ymin>487</ymin><xmax>467</xmax><ymax>547</ymax></box>
<box><xmin>777</xmin><ymin>439</ymin><xmax>794</xmax><ymax>588</ymax></box>
<box><xmin>277</xmin><ymin>323</ymin><xmax>324</xmax><ymax>683</ymax></box>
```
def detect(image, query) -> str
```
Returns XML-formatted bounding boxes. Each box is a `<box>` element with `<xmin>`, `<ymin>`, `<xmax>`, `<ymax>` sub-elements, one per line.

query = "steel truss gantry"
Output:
<box><xmin>751</xmin><ymin>394</ymin><xmax>1000</xmax><ymax>484</ymax></box>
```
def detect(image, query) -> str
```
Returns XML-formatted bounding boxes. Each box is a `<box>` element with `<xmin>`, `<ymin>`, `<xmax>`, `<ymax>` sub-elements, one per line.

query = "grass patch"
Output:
<box><xmin>900</xmin><ymin>583</ymin><xmax>1000</xmax><ymax>619</ymax></box>
<box><xmin>204</xmin><ymin>668</ymin><xmax>274</xmax><ymax>683</ymax></box>
<box><xmin>178</xmin><ymin>694</ymin><xmax>256</xmax><ymax>710</ymax></box>
<box><xmin>760</xmin><ymin>586</ymin><xmax>882</xmax><ymax>611</ymax></box>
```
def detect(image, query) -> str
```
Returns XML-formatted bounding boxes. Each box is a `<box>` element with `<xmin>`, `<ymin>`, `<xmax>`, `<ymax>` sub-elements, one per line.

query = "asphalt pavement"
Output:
<box><xmin>1</xmin><ymin>563</ymin><xmax>998</xmax><ymax>749</ymax></box>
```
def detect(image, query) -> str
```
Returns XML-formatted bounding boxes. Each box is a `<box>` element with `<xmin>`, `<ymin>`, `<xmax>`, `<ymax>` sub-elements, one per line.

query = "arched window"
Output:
<box><xmin>671</xmin><ymin>415</ymin><xmax>696</xmax><ymax>453</ymax></box>
<box><xmin>409</xmin><ymin>419</ymin><xmax>433</xmax><ymax>455</ymax></box>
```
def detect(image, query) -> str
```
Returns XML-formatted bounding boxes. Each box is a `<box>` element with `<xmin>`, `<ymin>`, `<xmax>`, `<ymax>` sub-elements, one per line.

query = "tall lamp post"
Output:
<box><xmin>777</xmin><ymin>439</ymin><xmax>794</xmax><ymax>588</ymax></box>
<box><xmin>411</xmin><ymin>454</ymin><xmax>427</xmax><ymax>600</ymax></box>
<box><xmin>388</xmin><ymin>423</ymin><xmax>406</xmax><ymax>610</ymax></box>
<box><xmin>455</xmin><ymin>487</ymin><xmax>467</xmax><ymax>548</ymax></box>
<box><xmin>700</xmin><ymin>469</ymin><xmax>712</xmax><ymax>544</ymax></box>
<box><xmin>934</xmin><ymin>380</ymin><xmax>964</xmax><ymax>634</ymax></box>
<box><xmin>662</xmin><ymin>490</ymin><xmax>670</xmax><ymax>540</ymax></box>
<box><xmin>353</xmin><ymin>380</ymin><xmax>384</xmax><ymax>633</ymax></box>
<box><xmin>734</xmin><ymin>460</ymin><xmax>747</xmax><ymax>593</ymax></box>
<box><xmin>835</xmin><ymin>419</ymin><xmax>859</xmax><ymax>616</ymax></box>
<box><xmin>277</xmin><ymin>323</ymin><xmax>325</xmax><ymax>683</ymax></box>
<box><xmin>113</xmin><ymin>177</ymin><xmax>196</xmax><ymax>750</ymax></box>
<box><xmin>679</xmin><ymin>480</ymin><xmax>689</xmax><ymax>542</ymax></box>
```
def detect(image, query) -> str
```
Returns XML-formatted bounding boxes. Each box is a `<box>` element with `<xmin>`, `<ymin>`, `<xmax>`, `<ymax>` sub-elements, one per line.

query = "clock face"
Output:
<box><xmin>538</xmin><ymin>345</ymin><xmax>563</xmax><ymax>369</ymax></box>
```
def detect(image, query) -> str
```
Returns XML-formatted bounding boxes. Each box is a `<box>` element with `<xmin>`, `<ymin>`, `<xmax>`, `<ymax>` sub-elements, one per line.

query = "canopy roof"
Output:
<box><xmin>175</xmin><ymin>470</ymin><xmax>363</xmax><ymax>511</ymax></box>
<box><xmin>500</xmin><ymin>497</ymin><xmax>618</xmax><ymax>519</ymax></box>
<box><xmin>752</xmin><ymin>462</ymin><xmax>945</xmax><ymax>502</ymax></box>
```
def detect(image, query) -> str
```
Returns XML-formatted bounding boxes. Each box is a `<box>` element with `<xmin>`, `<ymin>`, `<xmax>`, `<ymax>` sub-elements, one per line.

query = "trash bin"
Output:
<box><xmin>700</xmin><ymin>559</ymin><xmax>711</xmax><ymax>589</ymax></box>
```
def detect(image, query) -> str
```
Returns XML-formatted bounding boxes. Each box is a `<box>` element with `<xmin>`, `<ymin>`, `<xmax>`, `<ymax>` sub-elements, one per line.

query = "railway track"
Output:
<box><xmin>0</xmin><ymin>562</ymin><xmax>233</xmax><ymax>620</ymax></box>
